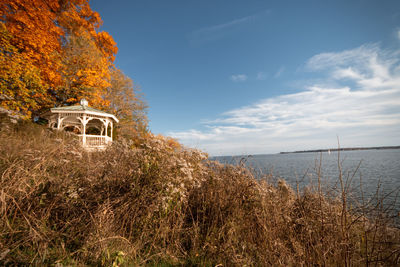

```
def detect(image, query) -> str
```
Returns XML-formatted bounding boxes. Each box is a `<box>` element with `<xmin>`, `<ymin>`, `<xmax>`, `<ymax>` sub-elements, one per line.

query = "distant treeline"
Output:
<box><xmin>280</xmin><ymin>146</ymin><xmax>400</xmax><ymax>154</ymax></box>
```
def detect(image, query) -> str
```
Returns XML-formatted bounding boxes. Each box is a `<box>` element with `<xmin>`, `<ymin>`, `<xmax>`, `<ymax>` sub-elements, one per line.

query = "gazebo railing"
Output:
<box><xmin>78</xmin><ymin>135</ymin><xmax>112</xmax><ymax>147</ymax></box>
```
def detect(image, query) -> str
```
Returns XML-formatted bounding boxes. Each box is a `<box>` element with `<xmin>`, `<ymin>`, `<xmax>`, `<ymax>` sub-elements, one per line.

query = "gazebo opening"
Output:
<box><xmin>64</xmin><ymin>125</ymin><xmax>81</xmax><ymax>134</ymax></box>
<box><xmin>86</xmin><ymin>118</ymin><xmax>103</xmax><ymax>135</ymax></box>
<box><xmin>42</xmin><ymin>99</ymin><xmax>119</xmax><ymax>149</ymax></box>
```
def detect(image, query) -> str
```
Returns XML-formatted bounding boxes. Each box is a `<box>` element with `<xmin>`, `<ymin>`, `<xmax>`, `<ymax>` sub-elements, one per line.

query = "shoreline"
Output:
<box><xmin>280</xmin><ymin>145</ymin><xmax>400</xmax><ymax>154</ymax></box>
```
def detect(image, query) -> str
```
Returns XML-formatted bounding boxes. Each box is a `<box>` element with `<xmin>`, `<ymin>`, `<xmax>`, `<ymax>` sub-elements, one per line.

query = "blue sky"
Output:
<box><xmin>91</xmin><ymin>0</ymin><xmax>400</xmax><ymax>156</ymax></box>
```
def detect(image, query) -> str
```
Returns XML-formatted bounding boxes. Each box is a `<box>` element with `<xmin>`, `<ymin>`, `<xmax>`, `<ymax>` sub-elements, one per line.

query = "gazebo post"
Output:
<box><xmin>110</xmin><ymin>121</ymin><xmax>113</xmax><ymax>140</ymax></box>
<box><xmin>57</xmin><ymin>114</ymin><xmax>61</xmax><ymax>130</ymax></box>
<box><xmin>82</xmin><ymin>114</ymin><xmax>87</xmax><ymax>146</ymax></box>
<box><xmin>105</xmin><ymin>120</ymin><xmax>108</xmax><ymax>138</ymax></box>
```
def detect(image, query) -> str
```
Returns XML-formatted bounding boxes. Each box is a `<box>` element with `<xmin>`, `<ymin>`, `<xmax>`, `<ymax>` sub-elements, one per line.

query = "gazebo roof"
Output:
<box><xmin>49</xmin><ymin>103</ymin><xmax>119</xmax><ymax>123</ymax></box>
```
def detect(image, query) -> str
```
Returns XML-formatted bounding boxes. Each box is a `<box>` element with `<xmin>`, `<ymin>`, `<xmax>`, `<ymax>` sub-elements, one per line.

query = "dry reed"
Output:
<box><xmin>0</xmin><ymin>117</ymin><xmax>399</xmax><ymax>266</ymax></box>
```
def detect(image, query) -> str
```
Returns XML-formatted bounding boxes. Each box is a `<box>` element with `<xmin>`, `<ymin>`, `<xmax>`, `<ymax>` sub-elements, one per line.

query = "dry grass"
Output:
<box><xmin>0</xmin><ymin>117</ymin><xmax>399</xmax><ymax>266</ymax></box>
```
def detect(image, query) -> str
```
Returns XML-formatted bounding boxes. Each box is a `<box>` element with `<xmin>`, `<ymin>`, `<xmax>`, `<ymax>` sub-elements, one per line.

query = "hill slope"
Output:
<box><xmin>0</xmin><ymin>118</ymin><xmax>399</xmax><ymax>266</ymax></box>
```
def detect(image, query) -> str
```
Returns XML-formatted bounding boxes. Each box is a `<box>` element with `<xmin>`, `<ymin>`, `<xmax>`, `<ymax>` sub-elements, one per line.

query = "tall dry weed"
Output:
<box><xmin>0</xmin><ymin>117</ymin><xmax>399</xmax><ymax>265</ymax></box>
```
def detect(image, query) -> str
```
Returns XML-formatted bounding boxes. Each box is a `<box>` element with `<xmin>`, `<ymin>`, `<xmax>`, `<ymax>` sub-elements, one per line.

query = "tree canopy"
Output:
<box><xmin>0</xmin><ymin>0</ymin><xmax>147</xmax><ymax>136</ymax></box>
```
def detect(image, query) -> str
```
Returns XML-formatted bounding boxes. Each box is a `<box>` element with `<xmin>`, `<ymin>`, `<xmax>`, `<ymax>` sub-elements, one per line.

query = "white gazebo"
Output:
<box><xmin>43</xmin><ymin>99</ymin><xmax>119</xmax><ymax>149</ymax></box>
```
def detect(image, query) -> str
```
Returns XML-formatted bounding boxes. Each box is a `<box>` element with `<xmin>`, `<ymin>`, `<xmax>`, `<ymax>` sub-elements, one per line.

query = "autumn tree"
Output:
<box><xmin>57</xmin><ymin>0</ymin><xmax>118</xmax><ymax>63</ymax></box>
<box><xmin>0</xmin><ymin>22</ymin><xmax>48</xmax><ymax>118</ymax></box>
<box><xmin>55</xmin><ymin>0</ymin><xmax>117</xmax><ymax>108</ymax></box>
<box><xmin>0</xmin><ymin>0</ymin><xmax>63</xmax><ymax>90</ymax></box>
<box><xmin>57</xmin><ymin>29</ymin><xmax>111</xmax><ymax>108</ymax></box>
<box><xmin>1</xmin><ymin>0</ymin><xmax>147</xmax><ymax>139</ymax></box>
<box><xmin>105</xmin><ymin>68</ymin><xmax>148</xmax><ymax>138</ymax></box>
<box><xmin>0</xmin><ymin>0</ymin><xmax>118</xmax><ymax>114</ymax></box>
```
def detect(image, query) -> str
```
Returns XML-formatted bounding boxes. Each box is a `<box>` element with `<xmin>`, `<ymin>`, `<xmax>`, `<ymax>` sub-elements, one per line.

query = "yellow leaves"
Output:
<box><xmin>58</xmin><ymin>0</ymin><xmax>103</xmax><ymax>39</ymax></box>
<box><xmin>0</xmin><ymin>23</ymin><xmax>47</xmax><ymax>117</ymax></box>
<box><xmin>0</xmin><ymin>0</ymin><xmax>128</xmax><ymax>121</ymax></box>
<box><xmin>1</xmin><ymin>0</ymin><xmax>63</xmax><ymax>89</ymax></box>
<box><xmin>58</xmin><ymin>27</ymin><xmax>113</xmax><ymax>108</ymax></box>
<box><xmin>96</xmin><ymin>31</ymin><xmax>118</xmax><ymax>62</ymax></box>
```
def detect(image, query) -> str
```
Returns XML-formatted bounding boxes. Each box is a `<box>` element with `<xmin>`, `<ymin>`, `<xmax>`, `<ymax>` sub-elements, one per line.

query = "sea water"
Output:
<box><xmin>213</xmin><ymin>149</ymin><xmax>400</xmax><ymax>214</ymax></box>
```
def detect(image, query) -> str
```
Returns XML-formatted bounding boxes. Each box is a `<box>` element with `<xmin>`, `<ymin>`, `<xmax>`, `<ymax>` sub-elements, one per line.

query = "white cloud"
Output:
<box><xmin>256</xmin><ymin>71</ymin><xmax>267</xmax><ymax>80</ymax></box>
<box><xmin>397</xmin><ymin>29</ymin><xmax>400</xmax><ymax>41</ymax></box>
<box><xmin>306</xmin><ymin>45</ymin><xmax>373</xmax><ymax>70</ymax></box>
<box><xmin>197</xmin><ymin>16</ymin><xmax>255</xmax><ymax>35</ymax></box>
<box><xmin>170</xmin><ymin>44</ymin><xmax>400</xmax><ymax>156</ymax></box>
<box><xmin>274</xmin><ymin>66</ymin><xmax>285</xmax><ymax>78</ymax></box>
<box><xmin>230</xmin><ymin>74</ymin><xmax>248</xmax><ymax>82</ymax></box>
<box><xmin>188</xmin><ymin>10</ymin><xmax>270</xmax><ymax>44</ymax></box>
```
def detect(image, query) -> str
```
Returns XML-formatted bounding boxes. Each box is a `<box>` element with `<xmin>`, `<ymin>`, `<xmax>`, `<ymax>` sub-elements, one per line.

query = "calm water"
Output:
<box><xmin>213</xmin><ymin>149</ymin><xmax>400</xmax><ymax>213</ymax></box>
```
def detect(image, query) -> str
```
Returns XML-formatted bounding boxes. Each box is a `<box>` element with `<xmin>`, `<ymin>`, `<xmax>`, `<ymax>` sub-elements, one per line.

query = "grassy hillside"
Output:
<box><xmin>0</xmin><ymin>117</ymin><xmax>399</xmax><ymax>266</ymax></box>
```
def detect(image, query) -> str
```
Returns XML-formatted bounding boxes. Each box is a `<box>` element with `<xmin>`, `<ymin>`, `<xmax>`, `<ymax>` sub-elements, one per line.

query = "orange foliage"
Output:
<box><xmin>58</xmin><ymin>29</ymin><xmax>111</xmax><ymax>108</ymax></box>
<box><xmin>0</xmin><ymin>0</ymin><xmax>63</xmax><ymax>88</ymax></box>
<box><xmin>0</xmin><ymin>0</ymin><xmax>119</xmax><ymax>116</ymax></box>
<box><xmin>0</xmin><ymin>22</ymin><xmax>48</xmax><ymax>118</ymax></box>
<box><xmin>55</xmin><ymin>0</ymin><xmax>117</xmax><ymax>108</ymax></box>
<box><xmin>58</xmin><ymin>0</ymin><xmax>118</xmax><ymax>63</ymax></box>
<box><xmin>1</xmin><ymin>0</ymin><xmax>147</xmax><ymax>137</ymax></box>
